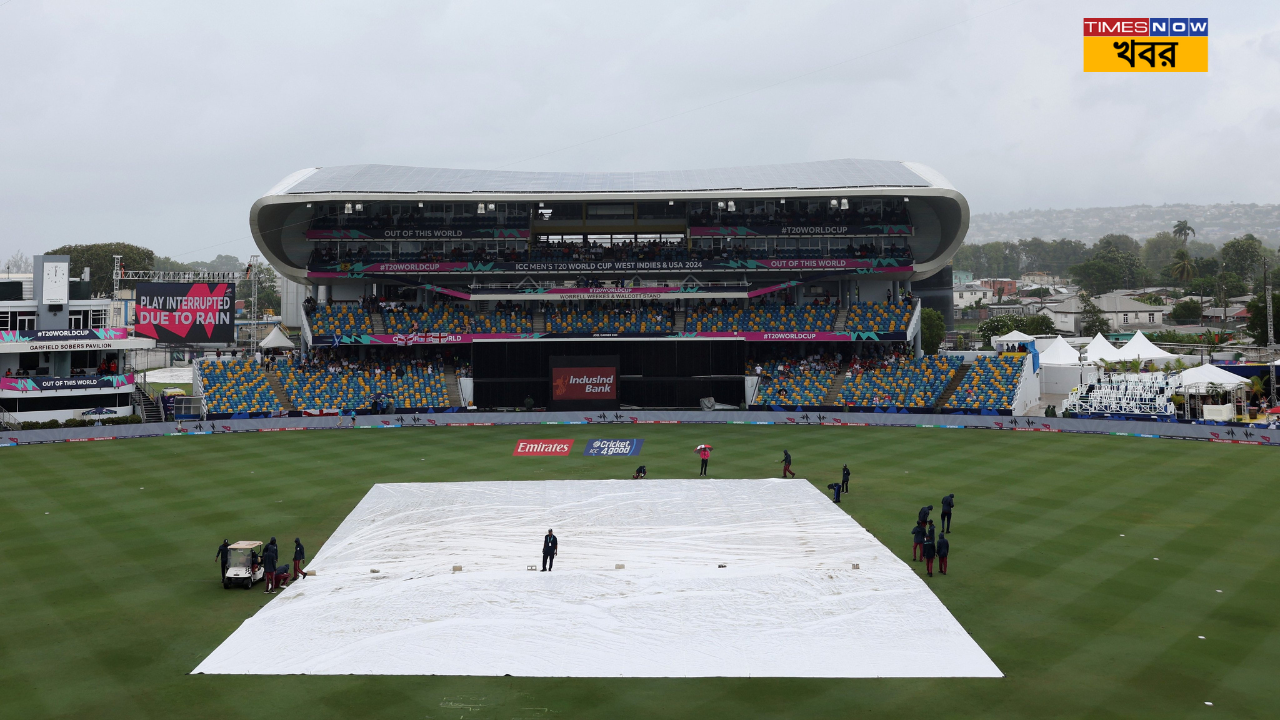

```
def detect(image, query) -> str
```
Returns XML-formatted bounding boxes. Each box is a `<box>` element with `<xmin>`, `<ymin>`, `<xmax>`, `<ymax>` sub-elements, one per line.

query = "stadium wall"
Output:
<box><xmin>3</xmin><ymin>411</ymin><xmax>1277</xmax><ymax>448</ymax></box>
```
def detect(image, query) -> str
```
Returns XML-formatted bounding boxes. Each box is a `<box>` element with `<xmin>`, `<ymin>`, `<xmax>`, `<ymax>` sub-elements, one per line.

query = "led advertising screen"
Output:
<box><xmin>134</xmin><ymin>283</ymin><xmax>237</xmax><ymax>343</ymax></box>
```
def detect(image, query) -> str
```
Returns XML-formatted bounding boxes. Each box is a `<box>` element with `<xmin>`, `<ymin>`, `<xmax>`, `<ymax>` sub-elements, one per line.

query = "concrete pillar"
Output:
<box><xmin>914</xmin><ymin>326</ymin><xmax>924</xmax><ymax>359</ymax></box>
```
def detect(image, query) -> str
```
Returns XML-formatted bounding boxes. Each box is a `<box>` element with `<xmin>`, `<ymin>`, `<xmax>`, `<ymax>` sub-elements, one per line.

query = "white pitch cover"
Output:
<box><xmin>194</xmin><ymin>479</ymin><xmax>1001</xmax><ymax>678</ymax></box>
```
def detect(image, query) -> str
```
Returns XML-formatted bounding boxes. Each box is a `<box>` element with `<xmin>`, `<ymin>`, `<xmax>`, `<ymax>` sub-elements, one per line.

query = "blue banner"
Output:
<box><xmin>583</xmin><ymin>438</ymin><xmax>644</xmax><ymax>456</ymax></box>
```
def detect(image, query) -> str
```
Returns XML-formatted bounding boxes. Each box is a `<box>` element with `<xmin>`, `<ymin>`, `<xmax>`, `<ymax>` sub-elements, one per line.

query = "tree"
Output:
<box><xmin>153</xmin><ymin>256</ymin><xmax>196</xmax><ymax>272</ymax></box>
<box><xmin>191</xmin><ymin>254</ymin><xmax>245</xmax><ymax>273</ymax></box>
<box><xmin>1069</xmin><ymin>258</ymin><xmax>1124</xmax><ymax>295</ymax></box>
<box><xmin>1141</xmin><ymin>231</ymin><xmax>1185</xmax><ymax>272</ymax></box>
<box><xmin>1172</xmin><ymin>220</ymin><xmax>1196</xmax><ymax>242</ymax></box>
<box><xmin>920</xmin><ymin>307</ymin><xmax>946</xmax><ymax>355</ymax></box>
<box><xmin>1244</xmin><ymin>291</ymin><xmax>1280</xmax><ymax>345</ymax></box>
<box><xmin>1079</xmin><ymin>296</ymin><xmax>1112</xmax><ymax>336</ymax></box>
<box><xmin>1169</xmin><ymin>298</ymin><xmax>1203</xmax><ymax>322</ymax></box>
<box><xmin>975</xmin><ymin>315</ymin><xmax>1016</xmax><ymax>348</ymax></box>
<box><xmin>45</xmin><ymin>242</ymin><xmax>155</xmax><ymax>297</ymax></box>
<box><xmin>1220</xmin><ymin>234</ymin><xmax>1265</xmax><ymax>280</ymax></box>
<box><xmin>1167</xmin><ymin>248</ymin><xmax>1196</xmax><ymax>285</ymax></box>
<box><xmin>239</xmin><ymin>259</ymin><xmax>281</xmax><ymax>316</ymax></box>
<box><xmin>1186</xmin><ymin>239</ymin><xmax>1218</xmax><ymax>260</ymax></box>
<box><xmin>1017</xmin><ymin>313</ymin><xmax>1055</xmax><ymax>335</ymax></box>
<box><xmin>3</xmin><ymin>250</ymin><xmax>33</xmax><ymax>274</ymax></box>
<box><xmin>1096</xmin><ymin>233</ymin><xmax>1141</xmax><ymax>257</ymax></box>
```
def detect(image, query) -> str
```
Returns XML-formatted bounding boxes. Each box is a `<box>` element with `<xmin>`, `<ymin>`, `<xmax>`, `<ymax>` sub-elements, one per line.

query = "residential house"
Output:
<box><xmin>953</xmin><ymin>282</ymin><xmax>991</xmax><ymax>310</ymax></box>
<box><xmin>980</xmin><ymin>278</ymin><xmax>1017</xmax><ymax>298</ymax></box>
<box><xmin>1038</xmin><ymin>292</ymin><xmax>1166</xmax><ymax>335</ymax></box>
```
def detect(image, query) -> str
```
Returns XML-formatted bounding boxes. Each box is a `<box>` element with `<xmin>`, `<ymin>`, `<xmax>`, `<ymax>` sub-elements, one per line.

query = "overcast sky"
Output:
<box><xmin>2</xmin><ymin>0</ymin><xmax>1278</xmax><ymax>264</ymax></box>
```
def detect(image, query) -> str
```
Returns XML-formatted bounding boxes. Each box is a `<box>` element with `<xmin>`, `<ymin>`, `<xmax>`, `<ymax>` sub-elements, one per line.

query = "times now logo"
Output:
<box><xmin>513</xmin><ymin>439</ymin><xmax>574</xmax><ymax>456</ymax></box>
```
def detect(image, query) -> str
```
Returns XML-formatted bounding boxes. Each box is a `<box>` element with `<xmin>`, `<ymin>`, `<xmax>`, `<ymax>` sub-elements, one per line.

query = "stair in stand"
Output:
<box><xmin>835</xmin><ymin>307</ymin><xmax>849</xmax><ymax>331</ymax></box>
<box><xmin>674</xmin><ymin>309</ymin><xmax>686</xmax><ymax>332</ymax></box>
<box><xmin>267</xmin><ymin>371</ymin><xmax>295</xmax><ymax>411</ymax></box>
<box><xmin>821</xmin><ymin>371</ymin><xmax>846</xmax><ymax>405</ymax></box>
<box><xmin>132</xmin><ymin>388</ymin><xmax>164</xmax><ymax>422</ymax></box>
<box><xmin>443</xmin><ymin>366</ymin><xmax>463</xmax><ymax>408</ymax></box>
<box><xmin>369</xmin><ymin>313</ymin><xmax>387</xmax><ymax>335</ymax></box>
<box><xmin>533</xmin><ymin>311</ymin><xmax>547</xmax><ymax>333</ymax></box>
<box><xmin>933</xmin><ymin>364</ymin><xmax>971</xmax><ymax>410</ymax></box>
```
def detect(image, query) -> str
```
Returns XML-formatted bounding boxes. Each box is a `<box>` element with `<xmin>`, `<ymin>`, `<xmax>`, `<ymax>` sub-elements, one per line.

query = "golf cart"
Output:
<box><xmin>224</xmin><ymin>541</ymin><xmax>264</xmax><ymax>589</ymax></box>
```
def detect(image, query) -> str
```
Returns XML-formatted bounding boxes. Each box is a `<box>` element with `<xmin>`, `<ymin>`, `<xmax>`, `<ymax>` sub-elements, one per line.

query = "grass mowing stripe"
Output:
<box><xmin>0</xmin><ymin>425</ymin><xmax>1276</xmax><ymax>719</ymax></box>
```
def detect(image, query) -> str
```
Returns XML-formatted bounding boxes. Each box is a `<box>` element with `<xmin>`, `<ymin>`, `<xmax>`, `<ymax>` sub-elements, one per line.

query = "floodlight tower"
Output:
<box><xmin>1266</xmin><ymin>259</ymin><xmax>1276</xmax><ymax>406</ymax></box>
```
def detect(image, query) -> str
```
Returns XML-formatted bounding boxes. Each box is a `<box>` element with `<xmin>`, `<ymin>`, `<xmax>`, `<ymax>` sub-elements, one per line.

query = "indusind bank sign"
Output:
<box><xmin>551</xmin><ymin>367</ymin><xmax>617</xmax><ymax>400</ymax></box>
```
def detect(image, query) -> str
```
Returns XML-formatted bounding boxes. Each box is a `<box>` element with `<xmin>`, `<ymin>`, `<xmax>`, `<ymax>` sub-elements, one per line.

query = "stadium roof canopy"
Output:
<box><xmin>272</xmin><ymin>159</ymin><xmax>944</xmax><ymax>196</ymax></box>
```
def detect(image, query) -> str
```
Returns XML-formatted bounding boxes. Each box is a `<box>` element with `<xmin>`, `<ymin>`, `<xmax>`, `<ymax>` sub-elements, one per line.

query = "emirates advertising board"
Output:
<box><xmin>134</xmin><ymin>283</ymin><xmax>237</xmax><ymax>343</ymax></box>
<box><xmin>549</xmin><ymin>355</ymin><xmax>619</xmax><ymax>411</ymax></box>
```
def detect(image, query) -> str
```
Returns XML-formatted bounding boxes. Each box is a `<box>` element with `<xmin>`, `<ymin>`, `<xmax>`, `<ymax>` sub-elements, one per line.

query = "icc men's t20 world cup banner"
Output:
<box><xmin>134</xmin><ymin>283</ymin><xmax>237</xmax><ymax>343</ymax></box>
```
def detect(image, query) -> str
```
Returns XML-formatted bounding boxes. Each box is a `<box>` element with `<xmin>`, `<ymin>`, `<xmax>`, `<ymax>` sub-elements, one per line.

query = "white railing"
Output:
<box><xmin>0</xmin><ymin>405</ymin><xmax>20</xmax><ymax>430</ymax></box>
<box><xmin>301</xmin><ymin>311</ymin><xmax>313</xmax><ymax>348</ymax></box>
<box><xmin>906</xmin><ymin>299</ymin><xmax>921</xmax><ymax>341</ymax></box>
<box><xmin>1012</xmin><ymin>354</ymin><xmax>1041</xmax><ymax>416</ymax></box>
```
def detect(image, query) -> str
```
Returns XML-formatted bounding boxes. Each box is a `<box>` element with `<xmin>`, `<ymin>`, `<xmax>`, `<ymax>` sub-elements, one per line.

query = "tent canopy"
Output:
<box><xmin>993</xmin><ymin>330</ymin><xmax>1035</xmax><ymax>345</ymax></box>
<box><xmin>1038</xmin><ymin>336</ymin><xmax>1080</xmax><ymax>365</ymax></box>
<box><xmin>260</xmin><ymin>325</ymin><xmax>295</xmax><ymax>349</ymax></box>
<box><xmin>1174</xmin><ymin>363</ymin><xmax>1248</xmax><ymax>392</ymax></box>
<box><xmin>1082</xmin><ymin>333</ymin><xmax>1123</xmax><ymax>363</ymax></box>
<box><xmin>1114</xmin><ymin>330</ymin><xmax>1177</xmax><ymax>361</ymax></box>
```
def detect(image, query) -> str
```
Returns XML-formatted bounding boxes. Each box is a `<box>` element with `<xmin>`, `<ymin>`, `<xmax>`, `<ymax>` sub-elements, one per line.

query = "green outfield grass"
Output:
<box><xmin>1</xmin><ymin>425</ymin><xmax>1277</xmax><ymax>719</ymax></box>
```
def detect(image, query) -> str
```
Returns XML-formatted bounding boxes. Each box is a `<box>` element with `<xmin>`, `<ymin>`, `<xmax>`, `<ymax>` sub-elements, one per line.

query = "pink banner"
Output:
<box><xmin>1</xmin><ymin>373</ymin><xmax>135</xmax><ymax>392</ymax></box>
<box><xmin>310</xmin><ymin>262</ymin><xmax>474</xmax><ymax>276</ymax></box>
<box><xmin>746</xmin><ymin>258</ymin><xmax>910</xmax><ymax>270</ymax></box>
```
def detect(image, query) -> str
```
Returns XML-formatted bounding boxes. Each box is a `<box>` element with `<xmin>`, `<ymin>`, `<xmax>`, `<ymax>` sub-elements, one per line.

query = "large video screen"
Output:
<box><xmin>134</xmin><ymin>283</ymin><xmax>236</xmax><ymax>343</ymax></box>
<box><xmin>549</xmin><ymin>355</ymin><xmax>619</xmax><ymax>411</ymax></box>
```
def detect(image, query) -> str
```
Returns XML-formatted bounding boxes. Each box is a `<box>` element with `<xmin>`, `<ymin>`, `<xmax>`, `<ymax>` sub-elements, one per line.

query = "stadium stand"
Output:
<box><xmin>199</xmin><ymin>359</ymin><xmax>282</xmax><ymax>414</ymax></box>
<box><xmin>845</xmin><ymin>301</ymin><xmax>913</xmax><ymax>334</ymax></box>
<box><xmin>471</xmin><ymin>304</ymin><xmax>534</xmax><ymax>333</ymax></box>
<box><xmin>944</xmin><ymin>356</ymin><xmax>1025</xmax><ymax>411</ymax></box>
<box><xmin>688</xmin><ymin>301</ymin><xmax>839</xmax><ymax>332</ymax></box>
<box><xmin>377</xmin><ymin>302</ymin><xmax>533</xmax><ymax>334</ymax></box>
<box><xmin>753</xmin><ymin>359</ymin><xmax>835</xmax><ymax>405</ymax></box>
<box><xmin>840</xmin><ymin>355</ymin><xmax>961</xmax><ymax>409</ymax></box>
<box><xmin>545</xmin><ymin>303</ymin><xmax>674</xmax><ymax>334</ymax></box>
<box><xmin>381</xmin><ymin>304</ymin><xmax>472</xmax><ymax>334</ymax></box>
<box><xmin>278</xmin><ymin>357</ymin><xmax>450</xmax><ymax>411</ymax></box>
<box><xmin>309</xmin><ymin>303</ymin><xmax>373</xmax><ymax>336</ymax></box>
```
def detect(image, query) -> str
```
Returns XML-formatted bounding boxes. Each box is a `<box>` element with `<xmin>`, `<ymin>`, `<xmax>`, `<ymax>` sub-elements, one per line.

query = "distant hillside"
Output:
<box><xmin>966</xmin><ymin>203</ymin><xmax>1280</xmax><ymax>247</ymax></box>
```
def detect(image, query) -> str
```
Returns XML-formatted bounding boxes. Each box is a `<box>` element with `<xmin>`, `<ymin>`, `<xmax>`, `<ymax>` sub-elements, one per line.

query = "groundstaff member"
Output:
<box><xmin>696</xmin><ymin>445</ymin><xmax>711</xmax><ymax>476</ymax></box>
<box><xmin>937</xmin><ymin>532</ymin><xmax>950</xmax><ymax>575</ymax></box>
<box><xmin>841</xmin><ymin>464</ymin><xmax>850</xmax><ymax>493</ymax></box>
<box><xmin>918</xmin><ymin>504</ymin><xmax>933</xmax><ymax>526</ymax></box>
<box><xmin>541</xmin><ymin>529</ymin><xmax>558</xmax><ymax>571</ymax></box>
<box><xmin>263</xmin><ymin>537</ymin><xmax>279</xmax><ymax>593</ymax></box>
<box><xmin>216</xmin><ymin>539</ymin><xmax>230</xmax><ymax>582</ymax></box>
<box><xmin>911</xmin><ymin>523</ymin><xmax>926</xmax><ymax>562</ymax></box>
<box><xmin>922</xmin><ymin>525</ymin><xmax>937</xmax><ymax>577</ymax></box>
<box><xmin>940</xmin><ymin>493</ymin><xmax>955</xmax><ymax>533</ymax></box>
<box><xmin>780</xmin><ymin>449</ymin><xmax>795</xmax><ymax>478</ymax></box>
<box><xmin>292</xmin><ymin>538</ymin><xmax>307</xmax><ymax>580</ymax></box>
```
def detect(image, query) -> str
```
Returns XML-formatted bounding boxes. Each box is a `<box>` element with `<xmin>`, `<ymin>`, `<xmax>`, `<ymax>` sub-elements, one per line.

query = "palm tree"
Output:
<box><xmin>1167</xmin><ymin>248</ymin><xmax>1197</xmax><ymax>285</ymax></box>
<box><xmin>1173</xmin><ymin>220</ymin><xmax>1196</xmax><ymax>242</ymax></box>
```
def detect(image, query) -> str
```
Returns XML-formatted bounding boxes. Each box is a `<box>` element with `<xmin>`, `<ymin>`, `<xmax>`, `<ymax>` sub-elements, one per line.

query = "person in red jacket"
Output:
<box><xmin>697</xmin><ymin>445</ymin><xmax>711</xmax><ymax>476</ymax></box>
